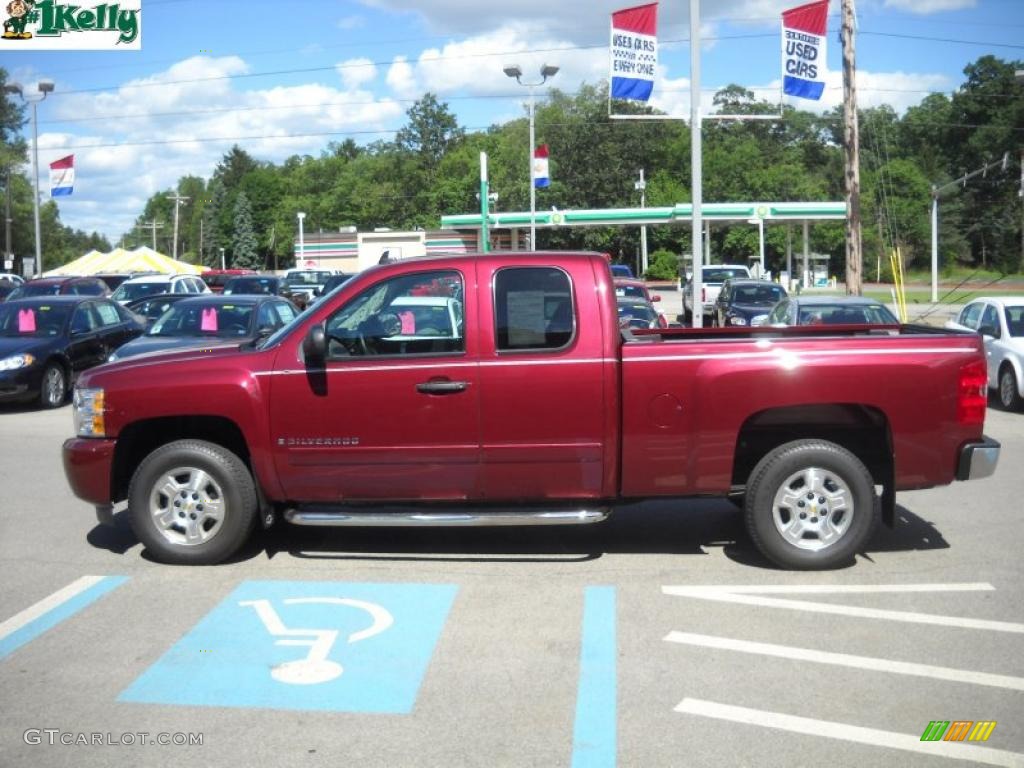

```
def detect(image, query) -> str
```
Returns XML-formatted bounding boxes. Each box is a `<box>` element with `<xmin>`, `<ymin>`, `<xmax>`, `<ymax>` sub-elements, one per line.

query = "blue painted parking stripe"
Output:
<box><xmin>572</xmin><ymin>586</ymin><xmax>617</xmax><ymax>768</ymax></box>
<box><xmin>0</xmin><ymin>575</ymin><xmax>128</xmax><ymax>660</ymax></box>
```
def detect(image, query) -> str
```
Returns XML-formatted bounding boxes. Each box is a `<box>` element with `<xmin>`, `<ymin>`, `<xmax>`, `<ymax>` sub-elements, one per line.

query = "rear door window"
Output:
<box><xmin>494</xmin><ymin>267</ymin><xmax>574</xmax><ymax>352</ymax></box>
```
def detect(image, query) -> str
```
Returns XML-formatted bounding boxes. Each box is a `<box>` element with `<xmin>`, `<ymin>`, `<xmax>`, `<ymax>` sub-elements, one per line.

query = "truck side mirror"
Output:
<box><xmin>303</xmin><ymin>323</ymin><xmax>327</xmax><ymax>361</ymax></box>
<box><xmin>978</xmin><ymin>324</ymin><xmax>998</xmax><ymax>339</ymax></box>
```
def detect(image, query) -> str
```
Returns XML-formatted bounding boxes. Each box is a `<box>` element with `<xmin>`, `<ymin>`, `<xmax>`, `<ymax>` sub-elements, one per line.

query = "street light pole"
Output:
<box><xmin>503</xmin><ymin>64</ymin><xmax>559</xmax><ymax>251</ymax></box>
<box><xmin>297</xmin><ymin>211</ymin><xmax>306</xmax><ymax>267</ymax></box>
<box><xmin>4</xmin><ymin>80</ymin><xmax>54</xmax><ymax>277</ymax></box>
<box><xmin>218</xmin><ymin>247</ymin><xmax>225</xmax><ymax>271</ymax></box>
<box><xmin>636</xmin><ymin>169</ymin><xmax>648</xmax><ymax>276</ymax></box>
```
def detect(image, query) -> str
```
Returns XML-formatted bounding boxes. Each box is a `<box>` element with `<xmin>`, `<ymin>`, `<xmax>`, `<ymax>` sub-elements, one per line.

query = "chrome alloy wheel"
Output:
<box><xmin>42</xmin><ymin>366</ymin><xmax>64</xmax><ymax>407</ymax></box>
<box><xmin>771</xmin><ymin>466</ymin><xmax>853</xmax><ymax>551</ymax></box>
<box><xmin>149</xmin><ymin>467</ymin><xmax>226</xmax><ymax>546</ymax></box>
<box><xmin>1000</xmin><ymin>370</ymin><xmax>1017</xmax><ymax>409</ymax></box>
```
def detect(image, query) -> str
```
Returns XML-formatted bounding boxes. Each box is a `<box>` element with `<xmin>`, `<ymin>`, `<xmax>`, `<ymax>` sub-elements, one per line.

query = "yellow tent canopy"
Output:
<box><xmin>45</xmin><ymin>247</ymin><xmax>207</xmax><ymax>276</ymax></box>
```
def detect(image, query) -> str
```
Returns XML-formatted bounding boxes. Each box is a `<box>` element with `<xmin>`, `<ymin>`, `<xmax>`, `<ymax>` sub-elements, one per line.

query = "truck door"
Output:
<box><xmin>476</xmin><ymin>262</ymin><xmax>613</xmax><ymax>500</ymax></box>
<box><xmin>269</xmin><ymin>266</ymin><xmax>481</xmax><ymax>502</ymax></box>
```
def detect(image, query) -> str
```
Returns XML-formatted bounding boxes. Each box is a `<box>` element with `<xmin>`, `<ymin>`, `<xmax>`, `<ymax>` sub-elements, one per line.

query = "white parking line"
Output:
<box><xmin>661</xmin><ymin>584</ymin><xmax>1024</xmax><ymax>634</ymax></box>
<box><xmin>664</xmin><ymin>631</ymin><xmax>1024</xmax><ymax>691</ymax></box>
<box><xmin>0</xmin><ymin>576</ymin><xmax>108</xmax><ymax>640</ymax></box>
<box><xmin>675</xmin><ymin>699</ymin><xmax>1024</xmax><ymax>768</ymax></box>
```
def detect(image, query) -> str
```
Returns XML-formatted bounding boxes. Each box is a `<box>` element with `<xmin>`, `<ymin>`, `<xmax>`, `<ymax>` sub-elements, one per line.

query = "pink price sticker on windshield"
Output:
<box><xmin>200</xmin><ymin>307</ymin><xmax>218</xmax><ymax>332</ymax></box>
<box><xmin>18</xmin><ymin>308</ymin><xmax>36</xmax><ymax>333</ymax></box>
<box><xmin>399</xmin><ymin>310</ymin><xmax>415</xmax><ymax>334</ymax></box>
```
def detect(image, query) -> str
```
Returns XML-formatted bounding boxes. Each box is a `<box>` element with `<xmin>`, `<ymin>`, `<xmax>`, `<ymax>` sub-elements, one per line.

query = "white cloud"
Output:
<box><xmin>883</xmin><ymin>0</ymin><xmax>976</xmax><ymax>13</ymax></box>
<box><xmin>337</xmin><ymin>57</ymin><xmax>378</xmax><ymax>89</ymax></box>
<box><xmin>27</xmin><ymin>55</ymin><xmax>404</xmax><ymax>240</ymax></box>
<box><xmin>386</xmin><ymin>56</ymin><xmax>419</xmax><ymax>99</ymax></box>
<box><xmin>337</xmin><ymin>15</ymin><xmax>366</xmax><ymax>30</ymax></box>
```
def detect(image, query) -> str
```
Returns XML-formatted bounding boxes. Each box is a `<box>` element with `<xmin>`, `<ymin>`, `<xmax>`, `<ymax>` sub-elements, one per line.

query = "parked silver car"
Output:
<box><xmin>945</xmin><ymin>296</ymin><xmax>1024</xmax><ymax>411</ymax></box>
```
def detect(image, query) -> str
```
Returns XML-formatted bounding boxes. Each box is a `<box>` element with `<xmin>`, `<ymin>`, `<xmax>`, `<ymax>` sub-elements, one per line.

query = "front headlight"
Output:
<box><xmin>72</xmin><ymin>387</ymin><xmax>106</xmax><ymax>437</ymax></box>
<box><xmin>728</xmin><ymin>315</ymin><xmax>748</xmax><ymax>326</ymax></box>
<box><xmin>0</xmin><ymin>353</ymin><xmax>35</xmax><ymax>371</ymax></box>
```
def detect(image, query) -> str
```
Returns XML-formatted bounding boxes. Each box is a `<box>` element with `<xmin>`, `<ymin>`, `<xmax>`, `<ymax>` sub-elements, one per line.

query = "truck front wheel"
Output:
<box><xmin>744</xmin><ymin>440</ymin><xmax>877</xmax><ymax>570</ymax></box>
<box><xmin>128</xmin><ymin>439</ymin><xmax>257</xmax><ymax>565</ymax></box>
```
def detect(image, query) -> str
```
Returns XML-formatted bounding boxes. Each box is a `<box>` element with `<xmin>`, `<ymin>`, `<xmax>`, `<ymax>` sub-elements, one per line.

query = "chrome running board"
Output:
<box><xmin>284</xmin><ymin>506</ymin><xmax>609</xmax><ymax>527</ymax></box>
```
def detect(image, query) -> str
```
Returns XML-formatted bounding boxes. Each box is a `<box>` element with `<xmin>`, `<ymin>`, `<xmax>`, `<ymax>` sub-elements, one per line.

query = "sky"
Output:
<box><xmin>3</xmin><ymin>0</ymin><xmax>1023</xmax><ymax>244</ymax></box>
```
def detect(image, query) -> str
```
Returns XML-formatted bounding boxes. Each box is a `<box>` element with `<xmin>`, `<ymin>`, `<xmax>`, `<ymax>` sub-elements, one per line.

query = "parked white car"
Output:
<box><xmin>945</xmin><ymin>296</ymin><xmax>1024</xmax><ymax>411</ymax></box>
<box><xmin>110</xmin><ymin>274</ymin><xmax>210</xmax><ymax>305</ymax></box>
<box><xmin>0</xmin><ymin>272</ymin><xmax>25</xmax><ymax>285</ymax></box>
<box><xmin>682</xmin><ymin>264</ymin><xmax>751</xmax><ymax>322</ymax></box>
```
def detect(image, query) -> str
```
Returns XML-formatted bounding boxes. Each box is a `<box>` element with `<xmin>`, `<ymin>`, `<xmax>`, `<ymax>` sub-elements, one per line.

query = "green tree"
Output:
<box><xmin>214</xmin><ymin>145</ymin><xmax>260</xmax><ymax>190</ymax></box>
<box><xmin>200</xmin><ymin>180</ymin><xmax>226</xmax><ymax>268</ymax></box>
<box><xmin>231</xmin><ymin>191</ymin><xmax>260</xmax><ymax>269</ymax></box>
<box><xmin>395</xmin><ymin>93</ymin><xmax>464</xmax><ymax>170</ymax></box>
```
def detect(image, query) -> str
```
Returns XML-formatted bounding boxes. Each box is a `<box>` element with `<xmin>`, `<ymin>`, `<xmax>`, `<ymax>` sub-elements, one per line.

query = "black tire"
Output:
<box><xmin>744</xmin><ymin>439</ymin><xmax>877</xmax><ymax>570</ymax></box>
<box><xmin>128</xmin><ymin>439</ymin><xmax>257</xmax><ymax>565</ymax></box>
<box><xmin>998</xmin><ymin>366</ymin><xmax>1023</xmax><ymax>411</ymax></box>
<box><xmin>38</xmin><ymin>363</ymin><xmax>66</xmax><ymax>409</ymax></box>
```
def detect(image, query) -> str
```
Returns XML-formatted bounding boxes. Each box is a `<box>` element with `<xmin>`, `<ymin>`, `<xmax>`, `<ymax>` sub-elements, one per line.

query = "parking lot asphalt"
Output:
<box><xmin>1</xmin><ymin>400</ymin><xmax>1022</xmax><ymax>767</ymax></box>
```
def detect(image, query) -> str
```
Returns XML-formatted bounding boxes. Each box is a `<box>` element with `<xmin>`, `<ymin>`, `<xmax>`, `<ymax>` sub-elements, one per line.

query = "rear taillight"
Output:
<box><xmin>957</xmin><ymin>359</ymin><xmax>988</xmax><ymax>425</ymax></box>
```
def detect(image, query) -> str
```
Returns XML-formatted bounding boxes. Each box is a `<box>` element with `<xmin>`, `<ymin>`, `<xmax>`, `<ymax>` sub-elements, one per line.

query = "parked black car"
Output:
<box><xmin>7</xmin><ymin>276</ymin><xmax>110</xmax><ymax>300</ymax></box>
<box><xmin>109</xmin><ymin>295</ymin><xmax>299</xmax><ymax>361</ymax></box>
<box><xmin>713</xmin><ymin>279</ymin><xmax>788</xmax><ymax>327</ymax></box>
<box><xmin>125</xmin><ymin>293</ymin><xmax>191</xmax><ymax>328</ymax></box>
<box><xmin>0</xmin><ymin>296</ymin><xmax>145</xmax><ymax>408</ymax></box>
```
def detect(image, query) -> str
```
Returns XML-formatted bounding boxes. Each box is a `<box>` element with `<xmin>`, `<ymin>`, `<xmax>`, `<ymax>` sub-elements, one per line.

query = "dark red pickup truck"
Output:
<box><xmin>63</xmin><ymin>252</ymin><xmax>999</xmax><ymax>569</ymax></box>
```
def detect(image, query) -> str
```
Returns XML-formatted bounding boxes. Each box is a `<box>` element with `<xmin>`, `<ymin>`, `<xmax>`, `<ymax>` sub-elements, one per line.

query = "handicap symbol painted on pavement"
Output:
<box><xmin>120</xmin><ymin>581</ymin><xmax>457</xmax><ymax>713</ymax></box>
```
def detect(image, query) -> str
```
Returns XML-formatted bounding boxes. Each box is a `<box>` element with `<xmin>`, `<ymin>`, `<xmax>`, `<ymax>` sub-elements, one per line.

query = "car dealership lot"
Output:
<box><xmin>1</xmin><ymin>404</ymin><xmax>1022</xmax><ymax>767</ymax></box>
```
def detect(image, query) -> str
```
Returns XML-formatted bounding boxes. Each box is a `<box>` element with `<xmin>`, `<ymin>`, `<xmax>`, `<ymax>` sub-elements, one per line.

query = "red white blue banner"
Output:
<box><xmin>781</xmin><ymin>0</ymin><xmax>828</xmax><ymax>101</ymax></box>
<box><xmin>533</xmin><ymin>145</ymin><xmax>550</xmax><ymax>188</ymax></box>
<box><xmin>49</xmin><ymin>155</ymin><xmax>75</xmax><ymax>197</ymax></box>
<box><xmin>610</xmin><ymin>3</ymin><xmax>658</xmax><ymax>102</ymax></box>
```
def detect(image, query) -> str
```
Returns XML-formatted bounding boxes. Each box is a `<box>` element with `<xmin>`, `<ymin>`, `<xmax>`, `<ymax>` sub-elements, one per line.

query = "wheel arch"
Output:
<box><xmin>998</xmin><ymin>356</ymin><xmax>1024</xmax><ymax>396</ymax></box>
<box><xmin>111</xmin><ymin>416</ymin><xmax>252</xmax><ymax>503</ymax></box>
<box><xmin>732</xmin><ymin>403</ymin><xmax>895</xmax><ymax>525</ymax></box>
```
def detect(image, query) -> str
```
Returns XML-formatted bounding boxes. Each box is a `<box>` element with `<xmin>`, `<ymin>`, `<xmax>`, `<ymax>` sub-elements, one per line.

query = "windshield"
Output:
<box><xmin>0</xmin><ymin>303</ymin><xmax>71</xmax><ymax>337</ymax></box>
<box><xmin>285</xmin><ymin>271</ymin><xmax>331</xmax><ymax>287</ymax></box>
<box><xmin>112</xmin><ymin>282</ymin><xmax>168</xmax><ymax>302</ymax></box>
<box><xmin>150</xmin><ymin>303</ymin><xmax>254</xmax><ymax>337</ymax></box>
<box><xmin>225</xmin><ymin>277</ymin><xmax>278</xmax><ymax>295</ymax></box>
<box><xmin>732</xmin><ymin>285</ymin><xmax>786</xmax><ymax>305</ymax></box>
<box><xmin>616</xmin><ymin>285</ymin><xmax>648</xmax><ymax>299</ymax></box>
<box><xmin>617</xmin><ymin>300</ymin><xmax>657</xmax><ymax>328</ymax></box>
<box><xmin>8</xmin><ymin>282</ymin><xmax>62</xmax><ymax>299</ymax></box>
<box><xmin>703</xmin><ymin>268</ymin><xmax>749</xmax><ymax>283</ymax></box>
<box><xmin>797</xmin><ymin>303</ymin><xmax>898</xmax><ymax>325</ymax></box>
<box><xmin>1004</xmin><ymin>306</ymin><xmax>1024</xmax><ymax>337</ymax></box>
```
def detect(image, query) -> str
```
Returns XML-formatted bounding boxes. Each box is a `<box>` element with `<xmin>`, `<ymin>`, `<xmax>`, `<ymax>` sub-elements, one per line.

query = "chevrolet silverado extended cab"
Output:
<box><xmin>63</xmin><ymin>252</ymin><xmax>999</xmax><ymax>569</ymax></box>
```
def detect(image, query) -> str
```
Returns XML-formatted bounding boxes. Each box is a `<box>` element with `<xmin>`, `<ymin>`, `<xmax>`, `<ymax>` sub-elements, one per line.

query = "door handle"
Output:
<box><xmin>416</xmin><ymin>380</ymin><xmax>468</xmax><ymax>394</ymax></box>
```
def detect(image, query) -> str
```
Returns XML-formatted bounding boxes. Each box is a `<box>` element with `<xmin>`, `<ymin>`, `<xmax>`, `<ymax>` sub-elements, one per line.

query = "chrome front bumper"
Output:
<box><xmin>956</xmin><ymin>436</ymin><xmax>1000</xmax><ymax>481</ymax></box>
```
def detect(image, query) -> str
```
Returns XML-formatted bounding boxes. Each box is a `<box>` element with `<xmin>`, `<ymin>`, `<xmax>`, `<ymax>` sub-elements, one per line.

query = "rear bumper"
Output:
<box><xmin>956</xmin><ymin>436</ymin><xmax>1000</xmax><ymax>481</ymax></box>
<box><xmin>63</xmin><ymin>437</ymin><xmax>116</xmax><ymax>507</ymax></box>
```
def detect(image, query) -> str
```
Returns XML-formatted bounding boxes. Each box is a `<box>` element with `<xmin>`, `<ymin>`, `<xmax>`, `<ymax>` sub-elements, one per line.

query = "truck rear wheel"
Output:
<box><xmin>128</xmin><ymin>439</ymin><xmax>257</xmax><ymax>565</ymax></box>
<box><xmin>744</xmin><ymin>439</ymin><xmax>877</xmax><ymax>570</ymax></box>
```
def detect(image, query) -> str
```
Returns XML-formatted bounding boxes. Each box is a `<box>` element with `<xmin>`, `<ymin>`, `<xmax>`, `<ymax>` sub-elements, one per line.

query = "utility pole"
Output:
<box><xmin>168</xmin><ymin>193</ymin><xmax>190</xmax><ymax>261</ymax></box>
<box><xmin>841</xmin><ymin>0</ymin><xmax>863</xmax><ymax>296</ymax></box>
<box><xmin>136</xmin><ymin>220</ymin><xmax>164</xmax><ymax>251</ymax></box>
<box><xmin>636</xmin><ymin>169</ymin><xmax>648</xmax><ymax>276</ymax></box>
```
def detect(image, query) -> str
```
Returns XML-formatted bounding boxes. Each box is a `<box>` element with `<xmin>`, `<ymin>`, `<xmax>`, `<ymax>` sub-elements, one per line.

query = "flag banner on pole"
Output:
<box><xmin>49</xmin><ymin>155</ymin><xmax>75</xmax><ymax>197</ymax></box>
<box><xmin>610</xmin><ymin>3</ymin><xmax>658</xmax><ymax>102</ymax></box>
<box><xmin>781</xmin><ymin>0</ymin><xmax>828</xmax><ymax>101</ymax></box>
<box><xmin>533</xmin><ymin>145</ymin><xmax>550</xmax><ymax>188</ymax></box>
